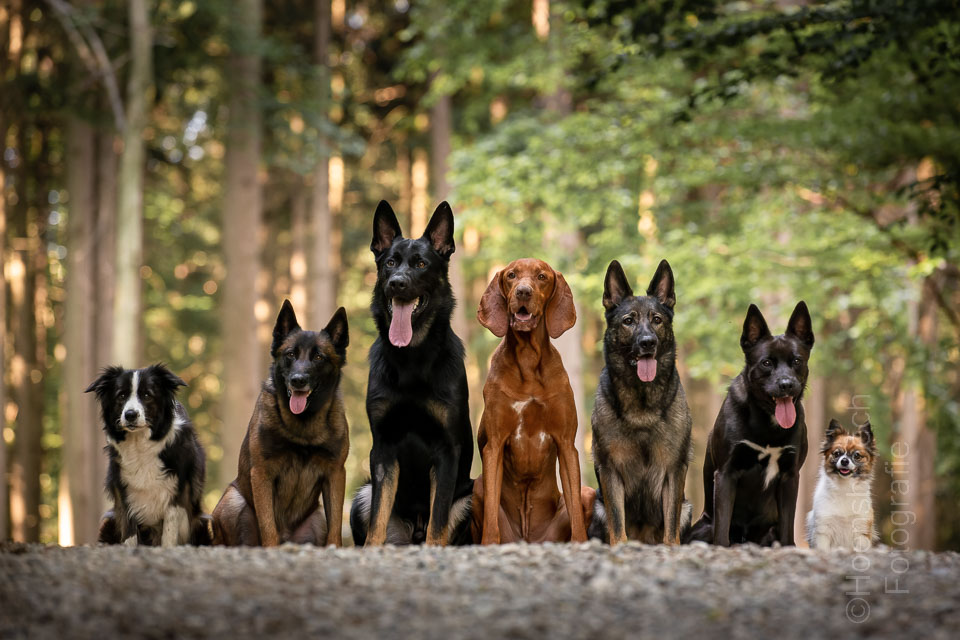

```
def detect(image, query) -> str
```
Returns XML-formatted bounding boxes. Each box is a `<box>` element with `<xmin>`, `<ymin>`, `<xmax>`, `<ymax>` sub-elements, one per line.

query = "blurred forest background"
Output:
<box><xmin>0</xmin><ymin>0</ymin><xmax>958</xmax><ymax>549</ymax></box>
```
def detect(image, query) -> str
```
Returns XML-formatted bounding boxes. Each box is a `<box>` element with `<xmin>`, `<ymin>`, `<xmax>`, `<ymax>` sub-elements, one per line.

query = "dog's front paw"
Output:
<box><xmin>123</xmin><ymin>536</ymin><xmax>138</xmax><ymax>547</ymax></box>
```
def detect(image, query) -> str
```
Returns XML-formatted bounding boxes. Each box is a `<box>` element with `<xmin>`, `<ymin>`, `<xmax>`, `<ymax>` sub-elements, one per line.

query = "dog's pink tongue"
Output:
<box><xmin>289</xmin><ymin>392</ymin><xmax>309</xmax><ymax>415</ymax></box>
<box><xmin>775</xmin><ymin>397</ymin><xmax>796</xmax><ymax>429</ymax></box>
<box><xmin>389</xmin><ymin>299</ymin><xmax>415</xmax><ymax>347</ymax></box>
<box><xmin>636</xmin><ymin>357</ymin><xmax>657</xmax><ymax>382</ymax></box>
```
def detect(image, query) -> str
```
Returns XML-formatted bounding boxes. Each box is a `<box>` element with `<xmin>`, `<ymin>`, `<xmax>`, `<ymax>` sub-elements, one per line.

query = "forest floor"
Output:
<box><xmin>1</xmin><ymin>541</ymin><xmax>958</xmax><ymax>639</ymax></box>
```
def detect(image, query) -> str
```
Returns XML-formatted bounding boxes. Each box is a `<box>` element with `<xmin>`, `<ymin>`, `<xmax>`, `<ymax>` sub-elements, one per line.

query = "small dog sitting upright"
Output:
<box><xmin>212</xmin><ymin>301</ymin><xmax>350</xmax><ymax>547</ymax></box>
<box><xmin>806</xmin><ymin>419</ymin><xmax>878</xmax><ymax>550</ymax></box>
<box><xmin>86</xmin><ymin>364</ymin><xmax>210</xmax><ymax>546</ymax></box>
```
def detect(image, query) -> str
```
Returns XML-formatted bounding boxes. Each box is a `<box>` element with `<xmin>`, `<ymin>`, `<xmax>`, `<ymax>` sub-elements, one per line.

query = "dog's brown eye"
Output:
<box><xmin>622</xmin><ymin>316</ymin><xmax>634</xmax><ymax>326</ymax></box>
<box><xmin>832</xmin><ymin>450</ymin><xmax>841</xmax><ymax>457</ymax></box>
<box><xmin>652</xmin><ymin>315</ymin><xmax>662</xmax><ymax>325</ymax></box>
<box><xmin>416</xmin><ymin>260</ymin><xmax>426</xmax><ymax>268</ymax></box>
<box><xmin>853</xmin><ymin>452</ymin><xmax>861</xmax><ymax>460</ymax></box>
<box><xmin>313</xmin><ymin>352</ymin><xmax>323</xmax><ymax>361</ymax></box>
<box><xmin>507</xmin><ymin>272</ymin><xmax>515</xmax><ymax>279</ymax></box>
<box><xmin>285</xmin><ymin>351</ymin><xmax>295</xmax><ymax>360</ymax></box>
<box><xmin>793</xmin><ymin>357</ymin><xmax>802</xmax><ymax>366</ymax></box>
<box><xmin>386</xmin><ymin>259</ymin><xmax>396</xmax><ymax>268</ymax></box>
<box><xmin>538</xmin><ymin>273</ymin><xmax>546</xmax><ymax>281</ymax></box>
<box><xmin>762</xmin><ymin>359</ymin><xmax>773</xmax><ymax>367</ymax></box>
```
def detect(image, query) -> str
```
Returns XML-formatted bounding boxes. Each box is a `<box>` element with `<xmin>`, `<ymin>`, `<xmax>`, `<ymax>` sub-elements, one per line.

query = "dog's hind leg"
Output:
<box><xmin>349</xmin><ymin>483</ymin><xmax>372</xmax><ymax>546</ymax></box>
<box><xmin>97</xmin><ymin>510</ymin><xmax>121</xmax><ymax>544</ymax></box>
<box><xmin>212</xmin><ymin>484</ymin><xmax>261</xmax><ymax>546</ymax></box>
<box><xmin>289</xmin><ymin>509</ymin><xmax>328</xmax><ymax>545</ymax></box>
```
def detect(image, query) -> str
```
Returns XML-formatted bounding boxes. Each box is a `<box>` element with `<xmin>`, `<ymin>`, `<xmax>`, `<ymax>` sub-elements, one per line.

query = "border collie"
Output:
<box><xmin>86</xmin><ymin>364</ymin><xmax>209</xmax><ymax>546</ymax></box>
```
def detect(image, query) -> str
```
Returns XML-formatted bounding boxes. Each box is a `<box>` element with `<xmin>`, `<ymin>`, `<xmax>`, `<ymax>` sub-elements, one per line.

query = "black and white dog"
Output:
<box><xmin>86</xmin><ymin>364</ymin><xmax>210</xmax><ymax>546</ymax></box>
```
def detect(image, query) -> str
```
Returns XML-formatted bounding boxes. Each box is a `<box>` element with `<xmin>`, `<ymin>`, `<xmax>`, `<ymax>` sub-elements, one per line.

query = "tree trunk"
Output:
<box><xmin>61</xmin><ymin>116</ymin><xmax>102</xmax><ymax>545</ymax></box>
<box><xmin>795</xmin><ymin>375</ymin><xmax>826</xmax><ymax>546</ymax></box>
<box><xmin>310</xmin><ymin>0</ymin><xmax>335</xmax><ymax>326</ymax></box>
<box><xmin>290</xmin><ymin>189</ymin><xmax>308</xmax><ymax>315</ymax></box>
<box><xmin>0</xmin><ymin>121</ymin><xmax>6</xmax><ymax>541</ymax></box>
<box><xmin>220</xmin><ymin>0</ymin><xmax>263</xmax><ymax>488</ymax></box>
<box><xmin>113</xmin><ymin>0</ymin><xmax>152</xmax><ymax>367</ymax></box>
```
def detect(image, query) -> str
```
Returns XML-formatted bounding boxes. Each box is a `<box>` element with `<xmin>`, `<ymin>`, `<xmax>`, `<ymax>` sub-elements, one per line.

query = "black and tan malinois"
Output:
<box><xmin>212</xmin><ymin>300</ymin><xmax>349</xmax><ymax>546</ymax></box>
<box><xmin>588</xmin><ymin>259</ymin><xmax>693</xmax><ymax>545</ymax></box>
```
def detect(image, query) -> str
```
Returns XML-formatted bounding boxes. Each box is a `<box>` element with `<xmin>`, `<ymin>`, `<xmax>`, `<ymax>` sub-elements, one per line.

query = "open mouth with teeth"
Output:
<box><xmin>388</xmin><ymin>296</ymin><xmax>426</xmax><ymax>347</ymax></box>
<box><xmin>510</xmin><ymin>305</ymin><xmax>539</xmax><ymax>331</ymax></box>
<box><xmin>772</xmin><ymin>396</ymin><xmax>796</xmax><ymax>429</ymax></box>
<box><xmin>837</xmin><ymin>467</ymin><xmax>853</xmax><ymax>477</ymax></box>
<box><xmin>288</xmin><ymin>387</ymin><xmax>312</xmax><ymax>415</ymax></box>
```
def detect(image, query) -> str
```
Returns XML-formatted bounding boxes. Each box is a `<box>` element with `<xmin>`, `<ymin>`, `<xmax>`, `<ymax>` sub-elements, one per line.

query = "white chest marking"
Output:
<box><xmin>739</xmin><ymin>439</ymin><xmax>792</xmax><ymax>490</ymax></box>
<box><xmin>512</xmin><ymin>399</ymin><xmax>532</xmax><ymax>441</ymax></box>
<box><xmin>111</xmin><ymin>419</ymin><xmax>182</xmax><ymax>527</ymax></box>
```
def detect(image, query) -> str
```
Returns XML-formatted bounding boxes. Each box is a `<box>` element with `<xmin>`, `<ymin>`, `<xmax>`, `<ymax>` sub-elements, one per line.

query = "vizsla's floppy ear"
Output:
<box><xmin>646</xmin><ymin>259</ymin><xmax>676</xmax><ymax>311</ymax></box>
<box><xmin>323</xmin><ymin>307</ymin><xmax>350</xmax><ymax>358</ymax></box>
<box><xmin>371</xmin><ymin>200</ymin><xmax>403</xmax><ymax>257</ymax></box>
<box><xmin>272</xmin><ymin>300</ymin><xmax>301</xmax><ymax>357</ymax></box>
<box><xmin>478</xmin><ymin>270</ymin><xmax>508</xmax><ymax>338</ymax></box>
<box><xmin>786</xmin><ymin>300</ymin><xmax>815</xmax><ymax>348</ymax></box>
<box><xmin>422</xmin><ymin>201</ymin><xmax>455</xmax><ymax>259</ymax></box>
<box><xmin>602</xmin><ymin>260</ymin><xmax>633</xmax><ymax>311</ymax></box>
<box><xmin>740</xmin><ymin>304</ymin><xmax>771</xmax><ymax>352</ymax></box>
<box><xmin>546</xmin><ymin>270</ymin><xmax>576</xmax><ymax>339</ymax></box>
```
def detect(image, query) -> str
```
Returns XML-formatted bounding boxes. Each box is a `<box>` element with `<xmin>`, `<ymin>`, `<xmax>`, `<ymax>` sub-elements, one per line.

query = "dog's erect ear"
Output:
<box><xmin>858</xmin><ymin>420</ymin><xmax>876</xmax><ymax>453</ymax></box>
<box><xmin>646</xmin><ymin>259</ymin><xmax>676</xmax><ymax>310</ymax></box>
<box><xmin>546</xmin><ymin>271</ymin><xmax>577</xmax><ymax>339</ymax></box>
<box><xmin>324</xmin><ymin>307</ymin><xmax>350</xmax><ymax>357</ymax></box>
<box><xmin>740</xmin><ymin>304</ymin><xmax>772</xmax><ymax>352</ymax></box>
<box><xmin>786</xmin><ymin>300</ymin><xmax>815</xmax><ymax>348</ymax></box>
<box><xmin>371</xmin><ymin>200</ymin><xmax>403</xmax><ymax>257</ymax></box>
<box><xmin>422</xmin><ymin>201</ymin><xmax>455</xmax><ymax>259</ymax></box>
<box><xmin>602</xmin><ymin>260</ymin><xmax>633</xmax><ymax>311</ymax></box>
<box><xmin>821</xmin><ymin>418</ymin><xmax>847</xmax><ymax>453</ymax></box>
<box><xmin>272</xmin><ymin>300</ymin><xmax>301</xmax><ymax>357</ymax></box>
<box><xmin>478</xmin><ymin>270</ymin><xmax>508</xmax><ymax>338</ymax></box>
<box><xmin>145</xmin><ymin>363</ymin><xmax>188</xmax><ymax>392</ymax></box>
<box><xmin>85</xmin><ymin>365</ymin><xmax>126</xmax><ymax>396</ymax></box>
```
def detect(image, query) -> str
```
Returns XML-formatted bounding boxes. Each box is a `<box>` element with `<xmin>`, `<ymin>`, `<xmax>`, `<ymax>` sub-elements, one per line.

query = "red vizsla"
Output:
<box><xmin>472</xmin><ymin>258</ymin><xmax>595</xmax><ymax>544</ymax></box>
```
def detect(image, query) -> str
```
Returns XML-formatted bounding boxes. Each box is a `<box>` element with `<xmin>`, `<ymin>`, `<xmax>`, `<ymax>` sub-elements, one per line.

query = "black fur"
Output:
<box><xmin>86</xmin><ymin>364</ymin><xmax>209</xmax><ymax>546</ymax></box>
<box><xmin>350</xmin><ymin>201</ymin><xmax>474</xmax><ymax>546</ymax></box>
<box><xmin>687</xmin><ymin>301</ymin><xmax>814</xmax><ymax>546</ymax></box>
<box><xmin>588</xmin><ymin>260</ymin><xmax>693</xmax><ymax>544</ymax></box>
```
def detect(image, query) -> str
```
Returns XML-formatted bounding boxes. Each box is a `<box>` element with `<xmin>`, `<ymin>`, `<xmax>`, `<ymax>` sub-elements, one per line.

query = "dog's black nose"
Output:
<box><xmin>777</xmin><ymin>378</ymin><xmax>795</xmax><ymax>393</ymax></box>
<box><xmin>290</xmin><ymin>374</ymin><xmax>309</xmax><ymax>389</ymax></box>
<box><xmin>638</xmin><ymin>335</ymin><xmax>657</xmax><ymax>351</ymax></box>
<box><xmin>515</xmin><ymin>285</ymin><xmax>532</xmax><ymax>301</ymax></box>
<box><xmin>123</xmin><ymin>409</ymin><xmax>139</xmax><ymax>423</ymax></box>
<box><xmin>388</xmin><ymin>276</ymin><xmax>407</xmax><ymax>290</ymax></box>
<box><xmin>839</xmin><ymin>457</ymin><xmax>851</xmax><ymax>468</ymax></box>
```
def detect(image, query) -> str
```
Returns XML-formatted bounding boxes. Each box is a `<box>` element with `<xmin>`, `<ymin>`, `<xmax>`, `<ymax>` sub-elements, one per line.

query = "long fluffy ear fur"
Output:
<box><xmin>740</xmin><ymin>304</ymin><xmax>772</xmax><ymax>352</ymax></box>
<box><xmin>477</xmin><ymin>270</ymin><xmax>508</xmax><ymax>338</ymax></box>
<box><xmin>546</xmin><ymin>270</ymin><xmax>576</xmax><ymax>339</ymax></box>
<box><xmin>85</xmin><ymin>365</ymin><xmax>126</xmax><ymax>396</ymax></box>
<box><xmin>144</xmin><ymin>363</ymin><xmax>187</xmax><ymax>393</ymax></box>
<box><xmin>371</xmin><ymin>200</ymin><xmax>403</xmax><ymax>257</ymax></box>
<box><xmin>645</xmin><ymin>259</ymin><xmax>675</xmax><ymax>311</ymax></box>
<box><xmin>272</xmin><ymin>299</ymin><xmax>301</xmax><ymax>357</ymax></box>
<box><xmin>821</xmin><ymin>418</ymin><xmax>847</xmax><ymax>454</ymax></box>
<box><xmin>786</xmin><ymin>300</ymin><xmax>815</xmax><ymax>348</ymax></box>
<box><xmin>602</xmin><ymin>260</ymin><xmax>633</xmax><ymax>311</ymax></box>
<box><xmin>422</xmin><ymin>201</ymin><xmax>455</xmax><ymax>258</ymax></box>
<box><xmin>858</xmin><ymin>421</ymin><xmax>876</xmax><ymax>453</ymax></box>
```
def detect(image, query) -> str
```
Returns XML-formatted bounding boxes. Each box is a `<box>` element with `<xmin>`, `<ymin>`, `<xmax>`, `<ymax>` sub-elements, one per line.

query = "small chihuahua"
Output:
<box><xmin>806</xmin><ymin>419</ymin><xmax>877</xmax><ymax>550</ymax></box>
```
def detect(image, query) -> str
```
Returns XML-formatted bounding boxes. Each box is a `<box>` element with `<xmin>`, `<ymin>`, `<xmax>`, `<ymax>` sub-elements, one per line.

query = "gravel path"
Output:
<box><xmin>2</xmin><ymin>541</ymin><xmax>958</xmax><ymax>639</ymax></box>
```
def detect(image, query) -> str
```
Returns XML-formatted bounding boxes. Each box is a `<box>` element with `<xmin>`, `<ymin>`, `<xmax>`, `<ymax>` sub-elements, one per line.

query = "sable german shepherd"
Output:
<box><xmin>687</xmin><ymin>301</ymin><xmax>814</xmax><ymax>546</ymax></box>
<box><xmin>588</xmin><ymin>260</ymin><xmax>693</xmax><ymax>544</ymax></box>
<box><xmin>212</xmin><ymin>301</ymin><xmax>349</xmax><ymax>546</ymax></box>
<box><xmin>349</xmin><ymin>201</ymin><xmax>474</xmax><ymax>546</ymax></box>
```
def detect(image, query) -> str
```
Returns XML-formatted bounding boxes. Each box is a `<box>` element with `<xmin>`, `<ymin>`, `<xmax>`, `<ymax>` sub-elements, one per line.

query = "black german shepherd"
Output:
<box><xmin>349</xmin><ymin>200</ymin><xmax>474</xmax><ymax>546</ymax></box>
<box><xmin>687</xmin><ymin>301</ymin><xmax>814</xmax><ymax>546</ymax></box>
<box><xmin>588</xmin><ymin>260</ymin><xmax>693</xmax><ymax>544</ymax></box>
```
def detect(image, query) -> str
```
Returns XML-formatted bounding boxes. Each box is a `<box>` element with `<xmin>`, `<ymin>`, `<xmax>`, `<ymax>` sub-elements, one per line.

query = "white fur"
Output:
<box><xmin>739</xmin><ymin>439</ymin><xmax>793</xmax><ymax>490</ymax></box>
<box><xmin>806</xmin><ymin>464</ymin><xmax>876</xmax><ymax>550</ymax></box>
<box><xmin>121</xmin><ymin>371</ymin><xmax>148</xmax><ymax>428</ymax></box>
<box><xmin>110</xmin><ymin>416</ymin><xmax>185</xmax><ymax>541</ymax></box>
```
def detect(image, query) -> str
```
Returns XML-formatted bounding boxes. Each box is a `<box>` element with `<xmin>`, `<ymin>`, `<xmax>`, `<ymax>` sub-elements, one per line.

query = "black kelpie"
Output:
<box><xmin>687</xmin><ymin>301</ymin><xmax>814</xmax><ymax>546</ymax></box>
<box><xmin>349</xmin><ymin>201</ymin><xmax>474</xmax><ymax>546</ymax></box>
<box><xmin>588</xmin><ymin>260</ymin><xmax>693</xmax><ymax>545</ymax></box>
